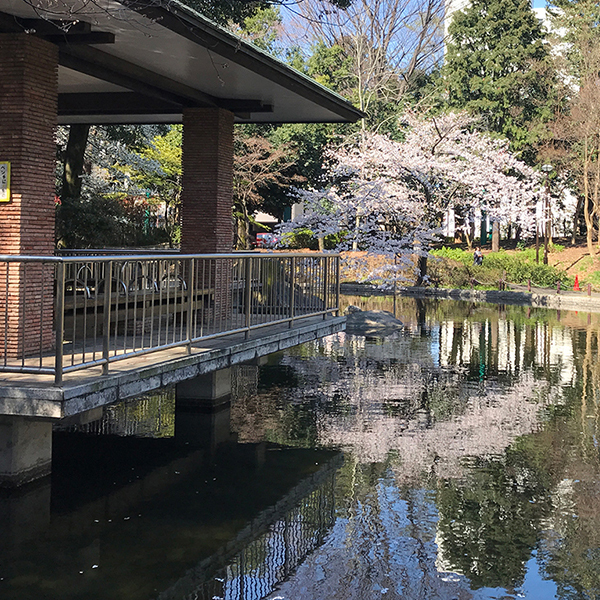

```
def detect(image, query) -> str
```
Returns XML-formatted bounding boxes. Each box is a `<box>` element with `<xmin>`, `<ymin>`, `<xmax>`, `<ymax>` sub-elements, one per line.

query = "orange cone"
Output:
<box><xmin>574</xmin><ymin>275</ymin><xmax>580</xmax><ymax>291</ymax></box>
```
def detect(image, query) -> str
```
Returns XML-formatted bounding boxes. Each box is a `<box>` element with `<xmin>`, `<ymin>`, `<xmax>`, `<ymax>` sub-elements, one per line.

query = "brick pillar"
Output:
<box><xmin>0</xmin><ymin>35</ymin><xmax>58</xmax><ymax>358</ymax></box>
<box><xmin>181</xmin><ymin>108</ymin><xmax>234</xmax><ymax>325</ymax></box>
<box><xmin>181</xmin><ymin>108</ymin><xmax>234</xmax><ymax>253</ymax></box>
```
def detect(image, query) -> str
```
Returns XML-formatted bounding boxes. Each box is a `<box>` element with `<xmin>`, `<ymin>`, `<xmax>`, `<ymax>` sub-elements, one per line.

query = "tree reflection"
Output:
<box><xmin>231</xmin><ymin>299</ymin><xmax>600</xmax><ymax>598</ymax></box>
<box><xmin>436</xmin><ymin>449</ymin><xmax>552</xmax><ymax>589</ymax></box>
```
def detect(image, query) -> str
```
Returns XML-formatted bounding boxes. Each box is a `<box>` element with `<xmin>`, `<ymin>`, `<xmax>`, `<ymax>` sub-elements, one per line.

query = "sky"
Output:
<box><xmin>532</xmin><ymin>0</ymin><xmax>547</xmax><ymax>6</ymax></box>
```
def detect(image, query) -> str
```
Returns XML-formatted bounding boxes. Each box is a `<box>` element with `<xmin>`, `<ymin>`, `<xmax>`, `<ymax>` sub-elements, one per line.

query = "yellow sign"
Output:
<box><xmin>0</xmin><ymin>162</ymin><xmax>10</xmax><ymax>202</ymax></box>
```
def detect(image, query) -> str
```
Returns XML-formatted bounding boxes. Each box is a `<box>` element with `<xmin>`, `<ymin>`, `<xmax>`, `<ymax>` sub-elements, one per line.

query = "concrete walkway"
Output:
<box><xmin>0</xmin><ymin>315</ymin><xmax>345</xmax><ymax>420</ymax></box>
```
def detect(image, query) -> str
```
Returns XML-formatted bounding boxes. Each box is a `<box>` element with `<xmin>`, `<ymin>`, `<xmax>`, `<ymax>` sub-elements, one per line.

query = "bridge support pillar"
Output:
<box><xmin>175</xmin><ymin>369</ymin><xmax>235</xmax><ymax>451</ymax></box>
<box><xmin>180</xmin><ymin>108</ymin><xmax>234</xmax><ymax>321</ymax></box>
<box><xmin>176</xmin><ymin>368</ymin><xmax>232</xmax><ymax>404</ymax></box>
<box><xmin>0</xmin><ymin>417</ymin><xmax>52</xmax><ymax>487</ymax></box>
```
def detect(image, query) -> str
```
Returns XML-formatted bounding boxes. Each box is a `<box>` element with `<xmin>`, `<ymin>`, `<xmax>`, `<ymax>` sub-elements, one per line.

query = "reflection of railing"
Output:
<box><xmin>159</xmin><ymin>454</ymin><xmax>341</xmax><ymax>600</ymax></box>
<box><xmin>0</xmin><ymin>252</ymin><xmax>340</xmax><ymax>384</ymax></box>
<box><xmin>56</xmin><ymin>389</ymin><xmax>176</xmax><ymax>438</ymax></box>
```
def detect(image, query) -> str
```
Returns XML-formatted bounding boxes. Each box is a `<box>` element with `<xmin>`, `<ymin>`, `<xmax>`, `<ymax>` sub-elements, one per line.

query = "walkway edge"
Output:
<box><xmin>341</xmin><ymin>283</ymin><xmax>600</xmax><ymax>313</ymax></box>
<box><xmin>0</xmin><ymin>317</ymin><xmax>346</xmax><ymax>419</ymax></box>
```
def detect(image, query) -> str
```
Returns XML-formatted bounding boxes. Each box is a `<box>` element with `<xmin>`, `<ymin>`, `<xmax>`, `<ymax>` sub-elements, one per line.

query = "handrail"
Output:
<box><xmin>0</xmin><ymin>251</ymin><xmax>339</xmax><ymax>262</ymax></box>
<box><xmin>55</xmin><ymin>248</ymin><xmax>181</xmax><ymax>256</ymax></box>
<box><xmin>0</xmin><ymin>252</ymin><xmax>341</xmax><ymax>384</ymax></box>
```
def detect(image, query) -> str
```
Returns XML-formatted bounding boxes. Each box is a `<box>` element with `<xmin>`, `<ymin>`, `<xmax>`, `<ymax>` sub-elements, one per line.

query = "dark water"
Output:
<box><xmin>2</xmin><ymin>297</ymin><xmax>600</xmax><ymax>600</ymax></box>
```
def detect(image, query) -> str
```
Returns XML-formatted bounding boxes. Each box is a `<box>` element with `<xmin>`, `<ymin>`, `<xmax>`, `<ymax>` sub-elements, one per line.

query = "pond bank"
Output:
<box><xmin>341</xmin><ymin>283</ymin><xmax>600</xmax><ymax>313</ymax></box>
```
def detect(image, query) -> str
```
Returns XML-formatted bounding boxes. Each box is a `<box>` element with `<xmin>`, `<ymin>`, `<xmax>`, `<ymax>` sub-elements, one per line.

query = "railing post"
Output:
<box><xmin>244</xmin><ymin>256</ymin><xmax>252</xmax><ymax>339</ymax></box>
<box><xmin>322</xmin><ymin>255</ymin><xmax>329</xmax><ymax>320</ymax></box>
<box><xmin>336</xmin><ymin>255</ymin><xmax>341</xmax><ymax>317</ymax></box>
<box><xmin>186</xmin><ymin>258</ymin><xmax>195</xmax><ymax>353</ymax></box>
<box><xmin>393</xmin><ymin>254</ymin><xmax>397</xmax><ymax>316</ymax></box>
<box><xmin>54</xmin><ymin>261</ymin><xmax>65</xmax><ymax>385</ymax></box>
<box><xmin>289</xmin><ymin>256</ymin><xmax>296</xmax><ymax>328</ymax></box>
<box><xmin>102</xmin><ymin>260</ymin><xmax>113</xmax><ymax>375</ymax></box>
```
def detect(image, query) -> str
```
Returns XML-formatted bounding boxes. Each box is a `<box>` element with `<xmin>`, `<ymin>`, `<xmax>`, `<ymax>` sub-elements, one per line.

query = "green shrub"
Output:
<box><xmin>279</xmin><ymin>229</ymin><xmax>345</xmax><ymax>250</ymax></box>
<box><xmin>56</xmin><ymin>195</ymin><xmax>169</xmax><ymax>249</ymax></box>
<box><xmin>431</xmin><ymin>247</ymin><xmax>472</xmax><ymax>265</ymax></box>
<box><xmin>427</xmin><ymin>255</ymin><xmax>473</xmax><ymax>288</ymax></box>
<box><xmin>280</xmin><ymin>229</ymin><xmax>319</xmax><ymax>250</ymax></box>
<box><xmin>429</xmin><ymin>247</ymin><xmax>571</xmax><ymax>289</ymax></box>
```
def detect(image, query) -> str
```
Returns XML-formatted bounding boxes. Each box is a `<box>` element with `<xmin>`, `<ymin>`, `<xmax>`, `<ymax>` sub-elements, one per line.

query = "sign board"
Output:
<box><xmin>0</xmin><ymin>162</ymin><xmax>10</xmax><ymax>202</ymax></box>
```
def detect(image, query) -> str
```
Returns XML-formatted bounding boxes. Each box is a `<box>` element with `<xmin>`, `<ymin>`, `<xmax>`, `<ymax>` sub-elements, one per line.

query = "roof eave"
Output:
<box><xmin>121</xmin><ymin>0</ymin><xmax>365</xmax><ymax>123</ymax></box>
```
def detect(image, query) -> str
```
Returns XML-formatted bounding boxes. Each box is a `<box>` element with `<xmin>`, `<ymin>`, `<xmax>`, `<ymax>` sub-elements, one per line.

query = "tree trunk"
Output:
<box><xmin>491</xmin><ymin>221</ymin><xmax>500</xmax><ymax>252</ymax></box>
<box><xmin>572</xmin><ymin>195</ymin><xmax>583</xmax><ymax>245</ymax></box>
<box><xmin>467</xmin><ymin>217</ymin><xmax>475</xmax><ymax>250</ymax></box>
<box><xmin>583</xmin><ymin>139</ymin><xmax>596</xmax><ymax>257</ymax></box>
<box><xmin>61</xmin><ymin>124</ymin><xmax>90</xmax><ymax>199</ymax></box>
<box><xmin>584</xmin><ymin>183</ymin><xmax>595</xmax><ymax>258</ymax></box>
<box><xmin>591</xmin><ymin>144</ymin><xmax>600</xmax><ymax>256</ymax></box>
<box><xmin>352</xmin><ymin>214</ymin><xmax>360</xmax><ymax>251</ymax></box>
<box><xmin>234</xmin><ymin>201</ymin><xmax>251</xmax><ymax>250</ymax></box>
<box><xmin>416</xmin><ymin>255</ymin><xmax>427</xmax><ymax>285</ymax></box>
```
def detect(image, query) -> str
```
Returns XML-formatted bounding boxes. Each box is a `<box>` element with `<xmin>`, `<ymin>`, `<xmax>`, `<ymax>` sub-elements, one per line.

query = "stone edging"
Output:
<box><xmin>340</xmin><ymin>283</ymin><xmax>600</xmax><ymax>313</ymax></box>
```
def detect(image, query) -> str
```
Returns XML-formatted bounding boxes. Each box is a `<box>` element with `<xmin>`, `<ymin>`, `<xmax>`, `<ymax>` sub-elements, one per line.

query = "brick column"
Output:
<box><xmin>0</xmin><ymin>35</ymin><xmax>58</xmax><ymax>358</ymax></box>
<box><xmin>181</xmin><ymin>107</ymin><xmax>234</xmax><ymax>253</ymax></box>
<box><xmin>181</xmin><ymin>108</ymin><xmax>235</xmax><ymax>325</ymax></box>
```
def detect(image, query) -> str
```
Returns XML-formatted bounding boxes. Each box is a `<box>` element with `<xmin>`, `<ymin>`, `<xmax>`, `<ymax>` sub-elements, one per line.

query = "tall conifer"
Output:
<box><xmin>443</xmin><ymin>0</ymin><xmax>551</xmax><ymax>162</ymax></box>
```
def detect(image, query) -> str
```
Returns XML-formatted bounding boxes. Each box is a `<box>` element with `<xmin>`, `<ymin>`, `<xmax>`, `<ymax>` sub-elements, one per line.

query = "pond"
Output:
<box><xmin>1</xmin><ymin>297</ymin><xmax>600</xmax><ymax>600</ymax></box>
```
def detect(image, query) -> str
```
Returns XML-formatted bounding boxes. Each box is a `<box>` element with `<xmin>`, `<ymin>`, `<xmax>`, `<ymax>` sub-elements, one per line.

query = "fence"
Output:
<box><xmin>0</xmin><ymin>252</ymin><xmax>340</xmax><ymax>384</ymax></box>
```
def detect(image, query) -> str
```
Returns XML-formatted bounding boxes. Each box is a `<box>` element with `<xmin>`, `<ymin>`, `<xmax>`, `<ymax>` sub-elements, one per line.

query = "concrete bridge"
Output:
<box><xmin>0</xmin><ymin>251</ymin><xmax>345</xmax><ymax>487</ymax></box>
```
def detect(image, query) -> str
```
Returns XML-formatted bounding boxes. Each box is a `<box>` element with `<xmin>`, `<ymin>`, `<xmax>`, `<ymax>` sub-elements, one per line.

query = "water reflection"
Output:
<box><xmin>2</xmin><ymin>298</ymin><xmax>600</xmax><ymax>599</ymax></box>
<box><xmin>232</xmin><ymin>298</ymin><xmax>600</xmax><ymax>599</ymax></box>
<box><xmin>2</xmin><ymin>398</ymin><xmax>340</xmax><ymax>600</ymax></box>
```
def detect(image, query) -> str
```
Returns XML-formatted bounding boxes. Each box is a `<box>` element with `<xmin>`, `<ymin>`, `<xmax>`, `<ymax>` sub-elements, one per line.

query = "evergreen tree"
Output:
<box><xmin>442</xmin><ymin>0</ymin><xmax>552</xmax><ymax>162</ymax></box>
<box><xmin>185</xmin><ymin>0</ymin><xmax>352</xmax><ymax>27</ymax></box>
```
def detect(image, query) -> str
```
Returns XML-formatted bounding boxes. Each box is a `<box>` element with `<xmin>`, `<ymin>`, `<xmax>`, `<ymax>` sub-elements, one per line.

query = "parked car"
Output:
<box><xmin>254</xmin><ymin>232</ymin><xmax>279</xmax><ymax>248</ymax></box>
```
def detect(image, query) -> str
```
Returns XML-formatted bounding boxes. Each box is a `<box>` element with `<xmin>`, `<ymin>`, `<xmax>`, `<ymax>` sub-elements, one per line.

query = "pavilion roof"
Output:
<box><xmin>0</xmin><ymin>0</ymin><xmax>363</xmax><ymax>125</ymax></box>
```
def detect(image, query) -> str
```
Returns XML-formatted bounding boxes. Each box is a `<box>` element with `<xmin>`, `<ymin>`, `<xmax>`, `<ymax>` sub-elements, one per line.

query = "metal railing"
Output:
<box><xmin>0</xmin><ymin>252</ymin><xmax>341</xmax><ymax>384</ymax></box>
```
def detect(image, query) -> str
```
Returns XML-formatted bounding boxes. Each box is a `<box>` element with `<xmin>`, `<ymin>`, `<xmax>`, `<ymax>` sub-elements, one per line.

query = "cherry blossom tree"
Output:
<box><xmin>278</xmin><ymin>112</ymin><xmax>545</xmax><ymax>284</ymax></box>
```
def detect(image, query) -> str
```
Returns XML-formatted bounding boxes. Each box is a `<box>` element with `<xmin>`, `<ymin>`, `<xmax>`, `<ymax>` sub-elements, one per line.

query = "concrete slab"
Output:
<box><xmin>0</xmin><ymin>316</ymin><xmax>345</xmax><ymax>419</ymax></box>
